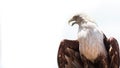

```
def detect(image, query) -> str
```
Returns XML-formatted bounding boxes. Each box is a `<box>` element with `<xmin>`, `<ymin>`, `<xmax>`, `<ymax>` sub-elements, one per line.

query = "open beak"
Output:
<box><xmin>68</xmin><ymin>19</ymin><xmax>76</xmax><ymax>26</ymax></box>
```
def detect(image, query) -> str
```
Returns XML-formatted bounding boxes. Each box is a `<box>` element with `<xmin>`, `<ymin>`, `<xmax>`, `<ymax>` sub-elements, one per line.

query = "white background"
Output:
<box><xmin>0</xmin><ymin>0</ymin><xmax>120</xmax><ymax>68</ymax></box>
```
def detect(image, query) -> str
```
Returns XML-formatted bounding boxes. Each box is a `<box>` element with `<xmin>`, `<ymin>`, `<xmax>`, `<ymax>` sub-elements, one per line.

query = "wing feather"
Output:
<box><xmin>108</xmin><ymin>37</ymin><xmax>120</xmax><ymax>68</ymax></box>
<box><xmin>57</xmin><ymin>39</ymin><xmax>83</xmax><ymax>68</ymax></box>
<box><xmin>57</xmin><ymin>37</ymin><xmax>120</xmax><ymax>68</ymax></box>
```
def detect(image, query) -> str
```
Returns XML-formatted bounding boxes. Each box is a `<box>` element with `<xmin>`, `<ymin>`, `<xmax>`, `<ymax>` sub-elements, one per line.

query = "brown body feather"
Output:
<box><xmin>57</xmin><ymin>37</ymin><xmax>119</xmax><ymax>68</ymax></box>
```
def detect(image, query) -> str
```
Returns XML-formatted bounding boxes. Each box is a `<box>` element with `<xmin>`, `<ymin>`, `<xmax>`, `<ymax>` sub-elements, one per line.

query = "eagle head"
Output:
<box><xmin>68</xmin><ymin>14</ymin><xmax>94</xmax><ymax>26</ymax></box>
<box><xmin>68</xmin><ymin>15</ymin><xmax>83</xmax><ymax>26</ymax></box>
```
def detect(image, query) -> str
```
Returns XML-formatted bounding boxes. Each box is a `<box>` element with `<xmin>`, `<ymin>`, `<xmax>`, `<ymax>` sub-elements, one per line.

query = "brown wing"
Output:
<box><xmin>57</xmin><ymin>37</ymin><xmax>120</xmax><ymax>68</ymax></box>
<box><xmin>57</xmin><ymin>39</ymin><xmax>83</xmax><ymax>68</ymax></box>
<box><xmin>107</xmin><ymin>37</ymin><xmax>120</xmax><ymax>68</ymax></box>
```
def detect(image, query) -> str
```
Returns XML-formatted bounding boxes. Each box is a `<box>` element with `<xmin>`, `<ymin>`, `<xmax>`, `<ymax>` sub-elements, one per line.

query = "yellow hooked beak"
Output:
<box><xmin>68</xmin><ymin>18</ymin><xmax>76</xmax><ymax>26</ymax></box>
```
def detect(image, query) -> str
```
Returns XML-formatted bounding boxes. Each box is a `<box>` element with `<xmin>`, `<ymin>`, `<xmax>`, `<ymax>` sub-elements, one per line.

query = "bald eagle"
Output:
<box><xmin>57</xmin><ymin>14</ymin><xmax>120</xmax><ymax>68</ymax></box>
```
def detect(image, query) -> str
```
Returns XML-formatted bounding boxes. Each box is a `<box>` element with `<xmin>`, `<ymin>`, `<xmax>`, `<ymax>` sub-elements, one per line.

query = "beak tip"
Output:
<box><xmin>68</xmin><ymin>19</ymin><xmax>76</xmax><ymax>26</ymax></box>
<box><xmin>68</xmin><ymin>20</ymin><xmax>72</xmax><ymax>23</ymax></box>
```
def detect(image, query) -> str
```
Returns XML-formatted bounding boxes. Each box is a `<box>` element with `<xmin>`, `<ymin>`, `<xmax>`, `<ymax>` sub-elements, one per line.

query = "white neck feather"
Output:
<box><xmin>77</xmin><ymin>22</ymin><xmax>107</xmax><ymax>62</ymax></box>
